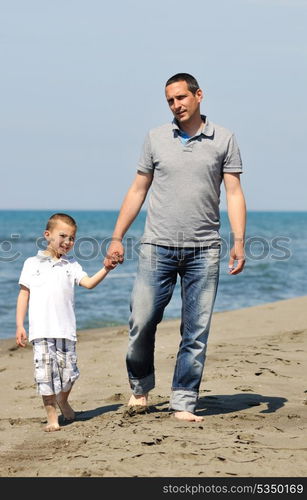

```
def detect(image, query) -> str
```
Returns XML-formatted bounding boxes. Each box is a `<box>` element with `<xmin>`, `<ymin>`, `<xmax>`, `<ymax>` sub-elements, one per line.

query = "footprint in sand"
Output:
<box><xmin>255</xmin><ymin>367</ymin><xmax>278</xmax><ymax>376</ymax></box>
<box><xmin>105</xmin><ymin>393</ymin><xmax>126</xmax><ymax>402</ymax></box>
<box><xmin>234</xmin><ymin>385</ymin><xmax>254</xmax><ymax>392</ymax></box>
<box><xmin>14</xmin><ymin>382</ymin><xmax>34</xmax><ymax>390</ymax></box>
<box><xmin>275</xmin><ymin>357</ymin><xmax>291</xmax><ymax>365</ymax></box>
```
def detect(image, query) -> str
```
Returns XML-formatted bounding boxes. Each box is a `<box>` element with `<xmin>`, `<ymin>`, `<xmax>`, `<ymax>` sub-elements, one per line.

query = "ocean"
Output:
<box><xmin>1</xmin><ymin>210</ymin><xmax>306</xmax><ymax>340</ymax></box>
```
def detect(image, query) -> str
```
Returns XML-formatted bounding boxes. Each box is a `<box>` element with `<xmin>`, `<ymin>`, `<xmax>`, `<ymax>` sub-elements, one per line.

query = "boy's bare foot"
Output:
<box><xmin>173</xmin><ymin>411</ymin><xmax>204</xmax><ymax>422</ymax></box>
<box><xmin>56</xmin><ymin>396</ymin><xmax>75</xmax><ymax>421</ymax></box>
<box><xmin>44</xmin><ymin>423</ymin><xmax>61</xmax><ymax>432</ymax></box>
<box><xmin>43</xmin><ymin>394</ymin><xmax>60</xmax><ymax>431</ymax></box>
<box><xmin>128</xmin><ymin>393</ymin><xmax>148</xmax><ymax>407</ymax></box>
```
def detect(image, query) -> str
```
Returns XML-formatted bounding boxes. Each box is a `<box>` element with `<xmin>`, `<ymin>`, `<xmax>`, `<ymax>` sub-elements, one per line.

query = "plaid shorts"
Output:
<box><xmin>32</xmin><ymin>338</ymin><xmax>80</xmax><ymax>396</ymax></box>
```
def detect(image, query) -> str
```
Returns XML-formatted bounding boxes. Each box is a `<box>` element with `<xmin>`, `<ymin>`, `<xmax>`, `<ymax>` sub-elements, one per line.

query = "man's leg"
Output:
<box><xmin>170</xmin><ymin>246</ymin><xmax>220</xmax><ymax>420</ymax></box>
<box><xmin>127</xmin><ymin>244</ymin><xmax>177</xmax><ymax>406</ymax></box>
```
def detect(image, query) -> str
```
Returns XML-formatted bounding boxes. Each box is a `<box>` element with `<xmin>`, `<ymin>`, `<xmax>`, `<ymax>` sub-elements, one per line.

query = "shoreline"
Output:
<box><xmin>2</xmin><ymin>294</ymin><xmax>306</xmax><ymax>347</ymax></box>
<box><xmin>0</xmin><ymin>295</ymin><xmax>306</xmax><ymax>477</ymax></box>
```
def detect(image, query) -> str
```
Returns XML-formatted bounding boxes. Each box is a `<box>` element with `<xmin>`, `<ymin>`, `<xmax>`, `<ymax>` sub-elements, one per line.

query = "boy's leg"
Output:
<box><xmin>33</xmin><ymin>339</ymin><xmax>60</xmax><ymax>431</ymax></box>
<box><xmin>55</xmin><ymin>339</ymin><xmax>79</xmax><ymax>420</ymax></box>
<box><xmin>33</xmin><ymin>338</ymin><xmax>79</xmax><ymax>428</ymax></box>
<box><xmin>127</xmin><ymin>244</ymin><xmax>177</xmax><ymax>406</ymax></box>
<box><xmin>42</xmin><ymin>394</ymin><xmax>60</xmax><ymax>432</ymax></box>
<box><xmin>56</xmin><ymin>384</ymin><xmax>75</xmax><ymax>421</ymax></box>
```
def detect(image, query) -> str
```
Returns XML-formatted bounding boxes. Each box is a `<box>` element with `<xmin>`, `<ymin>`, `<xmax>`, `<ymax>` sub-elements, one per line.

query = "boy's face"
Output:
<box><xmin>44</xmin><ymin>220</ymin><xmax>76</xmax><ymax>258</ymax></box>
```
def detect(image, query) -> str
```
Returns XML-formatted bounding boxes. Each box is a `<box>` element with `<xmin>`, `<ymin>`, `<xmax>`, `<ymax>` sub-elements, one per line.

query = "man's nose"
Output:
<box><xmin>173</xmin><ymin>99</ymin><xmax>182</xmax><ymax>112</ymax></box>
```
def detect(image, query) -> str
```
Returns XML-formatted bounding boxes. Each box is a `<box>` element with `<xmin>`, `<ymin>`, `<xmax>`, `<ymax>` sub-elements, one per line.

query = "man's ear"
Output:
<box><xmin>196</xmin><ymin>88</ymin><xmax>203</xmax><ymax>102</ymax></box>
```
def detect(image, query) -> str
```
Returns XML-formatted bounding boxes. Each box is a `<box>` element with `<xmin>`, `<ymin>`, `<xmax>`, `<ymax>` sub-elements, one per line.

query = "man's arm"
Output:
<box><xmin>104</xmin><ymin>171</ymin><xmax>153</xmax><ymax>269</ymax></box>
<box><xmin>16</xmin><ymin>285</ymin><xmax>30</xmax><ymax>347</ymax></box>
<box><xmin>223</xmin><ymin>172</ymin><xmax>246</xmax><ymax>275</ymax></box>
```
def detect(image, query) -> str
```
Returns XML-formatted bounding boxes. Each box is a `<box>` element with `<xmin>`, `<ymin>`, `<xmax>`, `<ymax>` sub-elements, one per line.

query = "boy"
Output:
<box><xmin>16</xmin><ymin>213</ymin><xmax>117</xmax><ymax>432</ymax></box>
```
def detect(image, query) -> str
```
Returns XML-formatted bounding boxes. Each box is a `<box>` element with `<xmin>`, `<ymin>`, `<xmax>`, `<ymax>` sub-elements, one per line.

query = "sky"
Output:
<box><xmin>1</xmin><ymin>0</ymin><xmax>307</xmax><ymax>211</ymax></box>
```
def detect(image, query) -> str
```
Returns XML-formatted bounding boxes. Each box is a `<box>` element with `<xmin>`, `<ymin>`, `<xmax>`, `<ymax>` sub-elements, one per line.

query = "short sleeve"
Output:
<box><xmin>223</xmin><ymin>133</ymin><xmax>243</xmax><ymax>173</ymax></box>
<box><xmin>18</xmin><ymin>259</ymin><xmax>32</xmax><ymax>289</ymax></box>
<box><xmin>71</xmin><ymin>261</ymin><xmax>87</xmax><ymax>285</ymax></box>
<box><xmin>137</xmin><ymin>132</ymin><xmax>154</xmax><ymax>174</ymax></box>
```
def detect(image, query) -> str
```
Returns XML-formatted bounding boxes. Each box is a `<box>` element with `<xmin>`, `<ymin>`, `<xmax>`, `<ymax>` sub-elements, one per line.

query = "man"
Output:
<box><xmin>104</xmin><ymin>73</ymin><xmax>246</xmax><ymax>422</ymax></box>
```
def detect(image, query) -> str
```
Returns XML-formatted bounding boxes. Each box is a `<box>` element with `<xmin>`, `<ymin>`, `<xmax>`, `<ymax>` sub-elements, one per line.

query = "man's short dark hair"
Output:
<box><xmin>165</xmin><ymin>73</ymin><xmax>200</xmax><ymax>95</ymax></box>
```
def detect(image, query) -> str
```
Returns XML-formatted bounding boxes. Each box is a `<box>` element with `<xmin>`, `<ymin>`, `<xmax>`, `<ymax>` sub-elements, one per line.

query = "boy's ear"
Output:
<box><xmin>44</xmin><ymin>230</ymin><xmax>50</xmax><ymax>241</ymax></box>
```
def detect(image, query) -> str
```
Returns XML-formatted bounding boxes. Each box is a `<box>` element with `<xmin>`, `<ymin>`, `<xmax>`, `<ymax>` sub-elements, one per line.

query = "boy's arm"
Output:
<box><xmin>223</xmin><ymin>172</ymin><xmax>246</xmax><ymax>275</ymax></box>
<box><xmin>16</xmin><ymin>285</ymin><xmax>30</xmax><ymax>347</ymax></box>
<box><xmin>79</xmin><ymin>266</ymin><xmax>111</xmax><ymax>290</ymax></box>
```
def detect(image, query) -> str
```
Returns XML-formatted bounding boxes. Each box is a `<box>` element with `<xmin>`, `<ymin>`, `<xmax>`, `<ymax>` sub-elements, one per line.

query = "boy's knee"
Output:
<box><xmin>42</xmin><ymin>394</ymin><xmax>56</xmax><ymax>405</ymax></box>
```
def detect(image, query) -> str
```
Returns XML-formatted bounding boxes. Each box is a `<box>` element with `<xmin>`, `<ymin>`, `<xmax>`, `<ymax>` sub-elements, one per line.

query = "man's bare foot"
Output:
<box><xmin>56</xmin><ymin>396</ymin><xmax>75</xmax><ymax>421</ymax></box>
<box><xmin>128</xmin><ymin>393</ymin><xmax>148</xmax><ymax>407</ymax></box>
<box><xmin>124</xmin><ymin>393</ymin><xmax>149</xmax><ymax>416</ymax></box>
<box><xmin>173</xmin><ymin>411</ymin><xmax>204</xmax><ymax>422</ymax></box>
<box><xmin>44</xmin><ymin>423</ymin><xmax>61</xmax><ymax>432</ymax></box>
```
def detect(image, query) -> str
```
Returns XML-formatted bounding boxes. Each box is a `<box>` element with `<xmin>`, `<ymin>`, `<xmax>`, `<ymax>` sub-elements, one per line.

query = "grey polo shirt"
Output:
<box><xmin>138</xmin><ymin>116</ymin><xmax>243</xmax><ymax>247</ymax></box>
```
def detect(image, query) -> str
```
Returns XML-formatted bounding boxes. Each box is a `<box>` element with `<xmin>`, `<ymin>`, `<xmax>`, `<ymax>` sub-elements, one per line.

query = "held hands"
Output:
<box><xmin>228</xmin><ymin>240</ymin><xmax>245</xmax><ymax>275</ymax></box>
<box><xmin>104</xmin><ymin>239</ymin><xmax>125</xmax><ymax>270</ymax></box>
<box><xmin>16</xmin><ymin>326</ymin><xmax>27</xmax><ymax>348</ymax></box>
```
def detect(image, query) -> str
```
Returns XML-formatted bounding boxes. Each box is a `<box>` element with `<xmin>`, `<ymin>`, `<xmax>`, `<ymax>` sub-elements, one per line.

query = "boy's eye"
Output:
<box><xmin>59</xmin><ymin>233</ymin><xmax>74</xmax><ymax>241</ymax></box>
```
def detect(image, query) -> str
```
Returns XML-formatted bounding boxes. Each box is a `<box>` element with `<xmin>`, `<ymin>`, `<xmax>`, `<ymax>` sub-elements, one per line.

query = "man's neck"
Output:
<box><xmin>178</xmin><ymin>115</ymin><xmax>204</xmax><ymax>137</ymax></box>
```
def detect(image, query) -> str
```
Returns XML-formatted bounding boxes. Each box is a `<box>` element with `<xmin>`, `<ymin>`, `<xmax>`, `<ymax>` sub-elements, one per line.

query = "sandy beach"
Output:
<box><xmin>0</xmin><ymin>296</ymin><xmax>306</xmax><ymax>478</ymax></box>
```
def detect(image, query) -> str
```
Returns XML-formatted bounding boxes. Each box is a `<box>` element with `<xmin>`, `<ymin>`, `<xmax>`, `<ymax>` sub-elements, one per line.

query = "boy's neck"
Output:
<box><xmin>43</xmin><ymin>249</ymin><xmax>61</xmax><ymax>260</ymax></box>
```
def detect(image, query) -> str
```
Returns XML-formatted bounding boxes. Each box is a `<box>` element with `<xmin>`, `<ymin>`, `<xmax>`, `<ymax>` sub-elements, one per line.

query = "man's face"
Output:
<box><xmin>44</xmin><ymin>221</ymin><xmax>76</xmax><ymax>258</ymax></box>
<box><xmin>165</xmin><ymin>80</ymin><xmax>203</xmax><ymax>124</ymax></box>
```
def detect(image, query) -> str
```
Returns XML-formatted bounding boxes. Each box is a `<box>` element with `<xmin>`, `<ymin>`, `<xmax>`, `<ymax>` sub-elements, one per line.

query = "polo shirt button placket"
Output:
<box><xmin>183</xmin><ymin>142</ymin><xmax>194</xmax><ymax>153</ymax></box>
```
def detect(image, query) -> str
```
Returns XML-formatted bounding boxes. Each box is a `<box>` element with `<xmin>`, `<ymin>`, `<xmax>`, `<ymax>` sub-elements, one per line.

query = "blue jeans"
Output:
<box><xmin>127</xmin><ymin>243</ymin><xmax>220</xmax><ymax>413</ymax></box>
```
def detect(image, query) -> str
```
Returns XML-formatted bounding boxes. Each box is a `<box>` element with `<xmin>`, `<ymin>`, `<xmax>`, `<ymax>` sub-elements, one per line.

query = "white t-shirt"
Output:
<box><xmin>19</xmin><ymin>251</ymin><xmax>87</xmax><ymax>342</ymax></box>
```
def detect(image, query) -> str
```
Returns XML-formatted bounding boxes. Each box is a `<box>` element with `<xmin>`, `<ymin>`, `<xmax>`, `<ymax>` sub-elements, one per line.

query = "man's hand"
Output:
<box><xmin>16</xmin><ymin>326</ymin><xmax>27</xmax><ymax>347</ymax></box>
<box><xmin>228</xmin><ymin>241</ymin><xmax>245</xmax><ymax>275</ymax></box>
<box><xmin>104</xmin><ymin>239</ymin><xmax>124</xmax><ymax>270</ymax></box>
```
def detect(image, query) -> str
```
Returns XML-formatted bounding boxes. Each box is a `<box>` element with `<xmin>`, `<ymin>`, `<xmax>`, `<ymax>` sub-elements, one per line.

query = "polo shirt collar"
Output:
<box><xmin>37</xmin><ymin>250</ymin><xmax>70</xmax><ymax>263</ymax></box>
<box><xmin>172</xmin><ymin>115</ymin><xmax>214</xmax><ymax>138</ymax></box>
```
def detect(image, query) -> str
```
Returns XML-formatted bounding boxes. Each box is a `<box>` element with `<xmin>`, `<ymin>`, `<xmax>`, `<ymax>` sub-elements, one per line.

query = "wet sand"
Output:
<box><xmin>0</xmin><ymin>296</ymin><xmax>306</xmax><ymax>478</ymax></box>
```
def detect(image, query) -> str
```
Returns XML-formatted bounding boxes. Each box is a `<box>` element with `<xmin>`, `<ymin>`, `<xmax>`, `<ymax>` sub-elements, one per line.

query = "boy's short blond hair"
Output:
<box><xmin>45</xmin><ymin>213</ymin><xmax>77</xmax><ymax>231</ymax></box>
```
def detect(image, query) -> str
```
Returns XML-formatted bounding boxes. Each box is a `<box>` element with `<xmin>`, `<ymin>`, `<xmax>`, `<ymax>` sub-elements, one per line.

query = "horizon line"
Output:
<box><xmin>0</xmin><ymin>208</ymin><xmax>307</xmax><ymax>213</ymax></box>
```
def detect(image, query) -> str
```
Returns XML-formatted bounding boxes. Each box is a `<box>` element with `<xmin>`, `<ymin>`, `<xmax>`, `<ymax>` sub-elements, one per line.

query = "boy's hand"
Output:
<box><xmin>104</xmin><ymin>240</ymin><xmax>124</xmax><ymax>270</ymax></box>
<box><xmin>104</xmin><ymin>252</ymin><xmax>122</xmax><ymax>271</ymax></box>
<box><xmin>16</xmin><ymin>326</ymin><xmax>27</xmax><ymax>347</ymax></box>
